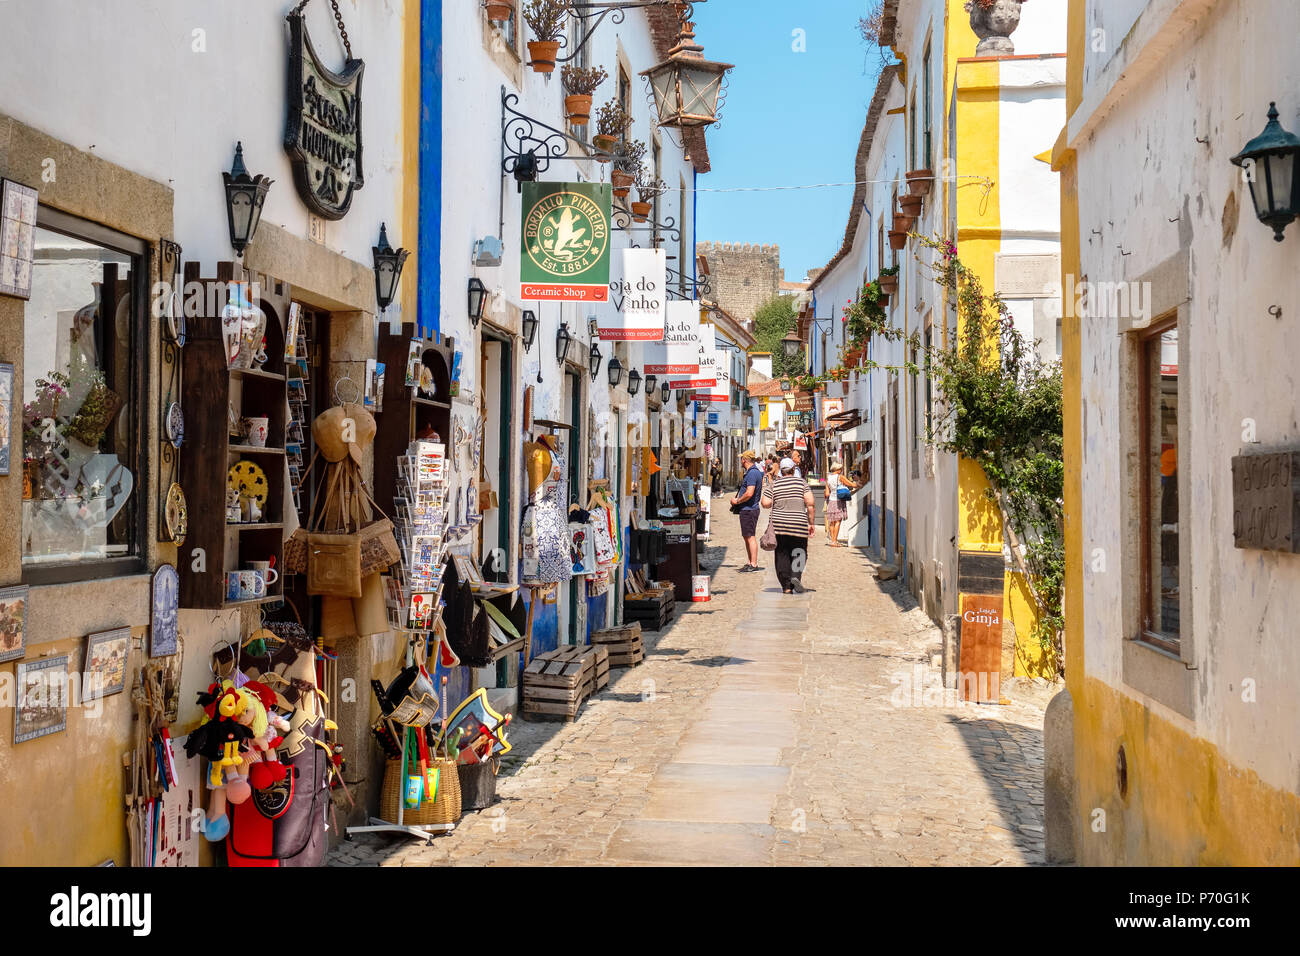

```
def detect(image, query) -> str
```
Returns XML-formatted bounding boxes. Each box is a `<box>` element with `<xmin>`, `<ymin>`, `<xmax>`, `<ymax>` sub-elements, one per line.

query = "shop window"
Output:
<box><xmin>1136</xmin><ymin>315</ymin><xmax>1180</xmax><ymax>649</ymax></box>
<box><xmin>21</xmin><ymin>210</ymin><xmax>145</xmax><ymax>579</ymax></box>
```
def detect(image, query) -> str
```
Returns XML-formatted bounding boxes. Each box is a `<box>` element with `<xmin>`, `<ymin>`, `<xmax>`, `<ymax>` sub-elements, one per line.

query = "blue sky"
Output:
<box><xmin>691</xmin><ymin>0</ymin><xmax>884</xmax><ymax>283</ymax></box>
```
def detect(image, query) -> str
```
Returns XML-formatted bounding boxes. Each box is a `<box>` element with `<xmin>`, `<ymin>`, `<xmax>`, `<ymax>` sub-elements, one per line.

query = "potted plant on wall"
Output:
<box><xmin>878</xmin><ymin>264</ymin><xmax>899</xmax><ymax>296</ymax></box>
<box><xmin>965</xmin><ymin>0</ymin><xmax>1028</xmax><ymax>56</ymax></box>
<box><xmin>899</xmin><ymin>192</ymin><xmax>923</xmax><ymax>219</ymax></box>
<box><xmin>612</xmin><ymin>139</ymin><xmax>645</xmax><ymax>200</ymax></box>
<box><xmin>523</xmin><ymin>0</ymin><xmax>567</xmax><ymax>73</ymax></box>
<box><xmin>561</xmin><ymin>63</ymin><xmax>608</xmax><ymax>129</ymax></box>
<box><xmin>592</xmin><ymin>100</ymin><xmax>631</xmax><ymax>158</ymax></box>
<box><xmin>632</xmin><ymin>173</ymin><xmax>666</xmax><ymax>222</ymax></box>
<box><xmin>485</xmin><ymin>0</ymin><xmax>514</xmax><ymax>23</ymax></box>
<box><xmin>905</xmin><ymin>169</ymin><xmax>933</xmax><ymax>197</ymax></box>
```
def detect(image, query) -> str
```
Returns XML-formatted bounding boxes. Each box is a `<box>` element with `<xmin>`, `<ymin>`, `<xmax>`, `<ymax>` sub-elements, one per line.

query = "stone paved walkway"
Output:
<box><xmin>328</xmin><ymin>508</ymin><xmax>1052</xmax><ymax>866</ymax></box>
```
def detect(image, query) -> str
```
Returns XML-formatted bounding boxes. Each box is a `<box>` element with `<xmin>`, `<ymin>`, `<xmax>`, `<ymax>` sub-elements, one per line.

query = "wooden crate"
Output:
<box><xmin>593</xmin><ymin>624</ymin><xmax>644</xmax><ymax>669</ymax></box>
<box><xmin>523</xmin><ymin>644</ymin><xmax>609</xmax><ymax>720</ymax></box>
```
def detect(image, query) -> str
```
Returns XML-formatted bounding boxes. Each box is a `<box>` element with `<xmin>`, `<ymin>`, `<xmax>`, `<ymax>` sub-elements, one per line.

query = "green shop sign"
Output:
<box><xmin>520</xmin><ymin>182</ymin><xmax>611</xmax><ymax>303</ymax></box>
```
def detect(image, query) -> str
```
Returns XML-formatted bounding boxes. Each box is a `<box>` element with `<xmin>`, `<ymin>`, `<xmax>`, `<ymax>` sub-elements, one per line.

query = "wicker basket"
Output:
<box><xmin>379</xmin><ymin>756</ymin><xmax>461</xmax><ymax>826</ymax></box>
<box><xmin>457</xmin><ymin>759</ymin><xmax>499</xmax><ymax>811</ymax></box>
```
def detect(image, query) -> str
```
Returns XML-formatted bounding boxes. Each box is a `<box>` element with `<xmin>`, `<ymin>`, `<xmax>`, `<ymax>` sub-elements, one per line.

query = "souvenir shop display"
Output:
<box><xmin>521</xmin><ymin>432</ymin><xmax>571</xmax><ymax>584</ymax></box>
<box><xmin>126</xmin><ymin>664</ymin><xmax>200</xmax><ymax>867</ymax></box>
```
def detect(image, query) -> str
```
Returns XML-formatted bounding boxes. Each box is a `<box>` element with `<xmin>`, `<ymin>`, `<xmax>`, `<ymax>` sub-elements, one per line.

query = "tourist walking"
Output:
<box><xmin>823</xmin><ymin>461</ymin><xmax>858</xmax><ymax>547</ymax></box>
<box><xmin>762</xmin><ymin>457</ymin><xmax>816</xmax><ymax>593</ymax></box>
<box><xmin>729</xmin><ymin>450</ymin><xmax>764</xmax><ymax>573</ymax></box>
<box><xmin>710</xmin><ymin>456</ymin><xmax>723</xmax><ymax>496</ymax></box>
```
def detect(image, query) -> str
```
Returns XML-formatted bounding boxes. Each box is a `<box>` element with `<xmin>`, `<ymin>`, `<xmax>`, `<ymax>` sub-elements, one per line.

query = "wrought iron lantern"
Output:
<box><xmin>660</xmin><ymin>382</ymin><xmax>671</xmax><ymax>403</ymax></box>
<box><xmin>640</xmin><ymin>5</ymin><xmax>733</xmax><ymax>130</ymax></box>
<box><xmin>222</xmin><ymin>142</ymin><xmax>272</xmax><ymax>257</ymax></box>
<box><xmin>644</xmin><ymin>373</ymin><xmax>658</xmax><ymax>394</ymax></box>
<box><xmin>467</xmin><ymin>277</ymin><xmax>487</xmax><ymax>327</ymax></box>
<box><xmin>557</xmin><ymin>321</ymin><xmax>573</xmax><ymax>364</ymax></box>
<box><xmin>522</xmin><ymin>309</ymin><xmax>538</xmax><ymax>351</ymax></box>
<box><xmin>627</xmin><ymin>367</ymin><xmax>642</xmax><ymax>395</ymax></box>
<box><xmin>589</xmin><ymin>341</ymin><xmax>603</xmax><ymax>381</ymax></box>
<box><xmin>372</xmin><ymin>224</ymin><xmax>409</xmax><ymax>312</ymax></box>
<box><xmin>608</xmin><ymin>356</ymin><xmax>624</xmax><ymax>387</ymax></box>
<box><xmin>1231</xmin><ymin>102</ymin><xmax>1300</xmax><ymax>242</ymax></box>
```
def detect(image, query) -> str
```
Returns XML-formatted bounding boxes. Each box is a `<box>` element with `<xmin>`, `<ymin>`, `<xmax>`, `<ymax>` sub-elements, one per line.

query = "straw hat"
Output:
<box><xmin>312</xmin><ymin>402</ymin><xmax>376</xmax><ymax>465</ymax></box>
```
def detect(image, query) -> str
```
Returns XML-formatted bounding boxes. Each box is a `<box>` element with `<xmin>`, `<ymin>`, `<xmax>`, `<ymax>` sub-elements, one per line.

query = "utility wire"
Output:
<box><xmin>692</xmin><ymin>175</ymin><xmax>991</xmax><ymax>194</ymax></box>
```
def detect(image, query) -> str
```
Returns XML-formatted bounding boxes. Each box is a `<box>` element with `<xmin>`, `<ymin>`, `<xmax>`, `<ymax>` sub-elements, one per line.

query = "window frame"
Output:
<box><xmin>1135</xmin><ymin>312</ymin><xmax>1180</xmax><ymax>654</ymax></box>
<box><xmin>922</xmin><ymin>41</ymin><xmax>933</xmax><ymax>170</ymax></box>
<box><xmin>22</xmin><ymin>206</ymin><xmax>150</xmax><ymax>586</ymax></box>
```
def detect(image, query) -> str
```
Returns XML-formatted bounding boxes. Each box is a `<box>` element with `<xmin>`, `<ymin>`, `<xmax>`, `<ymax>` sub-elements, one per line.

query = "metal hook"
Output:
<box><xmin>1268</xmin><ymin>305</ymin><xmax>1283</xmax><ymax>320</ymax></box>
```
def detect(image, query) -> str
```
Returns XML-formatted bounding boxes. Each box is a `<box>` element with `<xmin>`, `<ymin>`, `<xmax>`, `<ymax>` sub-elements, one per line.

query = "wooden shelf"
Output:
<box><xmin>231</xmin><ymin>367</ymin><xmax>287</xmax><ymax>382</ymax></box>
<box><xmin>228</xmin><ymin>445</ymin><xmax>287</xmax><ymax>455</ymax></box>
<box><xmin>226</xmin><ymin>522</ymin><xmax>286</xmax><ymax>531</ymax></box>
<box><xmin>222</xmin><ymin>594</ymin><xmax>285</xmax><ymax>608</ymax></box>
<box><xmin>412</xmin><ymin>395</ymin><xmax>452</xmax><ymax>410</ymax></box>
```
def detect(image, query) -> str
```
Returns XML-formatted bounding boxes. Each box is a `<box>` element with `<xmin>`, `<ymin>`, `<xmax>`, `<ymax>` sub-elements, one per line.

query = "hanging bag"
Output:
<box><xmin>307</xmin><ymin>465</ymin><xmax>363</xmax><ymax>597</ymax></box>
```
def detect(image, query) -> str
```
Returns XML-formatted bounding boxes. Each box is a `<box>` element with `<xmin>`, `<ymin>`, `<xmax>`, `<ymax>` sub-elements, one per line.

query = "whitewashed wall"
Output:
<box><xmin>1075</xmin><ymin>0</ymin><xmax>1300</xmax><ymax>792</ymax></box>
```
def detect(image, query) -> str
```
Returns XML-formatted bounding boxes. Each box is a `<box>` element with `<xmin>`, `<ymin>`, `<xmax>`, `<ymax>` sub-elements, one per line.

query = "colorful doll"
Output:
<box><xmin>184</xmin><ymin>681</ymin><xmax>256</xmax><ymax>841</ymax></box>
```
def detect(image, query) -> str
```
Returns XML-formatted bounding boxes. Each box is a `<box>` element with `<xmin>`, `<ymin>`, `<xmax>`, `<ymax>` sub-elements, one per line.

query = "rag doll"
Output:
<box><xmin>184</xmin><ymin>681</ymin><xmax>256</xmax><ymax>841</ymax></box>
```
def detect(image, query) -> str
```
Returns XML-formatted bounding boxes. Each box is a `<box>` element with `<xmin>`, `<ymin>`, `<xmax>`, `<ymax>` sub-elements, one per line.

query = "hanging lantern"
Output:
<box><xmin>1231</xmin><ymin>102</ymin><xmax>1300</xmax><ymax>242</ymax></box>
<box><xmin>608</xmin><ymin>356</ymin><xmax>624</xmax><ymax>387</ymax></box>
<box><xmin>627</xmin><ymin>368</ymin><xmax>642</xmax><ymax>395</ymax></box>
<box><xmin>640</xmin><ymin>9</ymin><xmax>733</xmax><ymax>130</ymax></box>
<box><xmin>372</xmin><ymin>224</ymin><xmax>409</xmax><ymax>312</ymax></box>
<box><xmin>589</xmin><ymin>341</ymin><xmax>603</xmax><ymax>381</ymax></box>
<box><xmin>556</xmin><ymin>321</ymin><xmax>572</xmax><ymax>365</ymax></box>
<box><xmin>522</xmin><ymin>309</ymin><xmax>538</xmax><ymax>351</ymax></box>
<box><xmin>645</xmin><ymin>373</ymin><xmax>658</xmax><ymax>394</ymax></box>
<box><xmin>222</xmin><ymin>142</ymin><xmax>273</xmax><ymax>257</ymax></box>
<box><xmin>467</xmin><ymin>276</ymin><xmax>487</xmax><ymax>327</ymax></box>
<box><xmin>660</xmin><ymin>382</ymin><xmax>671</xmax><ymax>403</ymax></box>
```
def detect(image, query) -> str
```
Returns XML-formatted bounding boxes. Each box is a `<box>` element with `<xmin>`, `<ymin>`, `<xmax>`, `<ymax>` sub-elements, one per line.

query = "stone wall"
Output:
<box><xmin>697</xmin><ymin>241</ymin><xmax>783</xmax><ymax>322</ymax></box>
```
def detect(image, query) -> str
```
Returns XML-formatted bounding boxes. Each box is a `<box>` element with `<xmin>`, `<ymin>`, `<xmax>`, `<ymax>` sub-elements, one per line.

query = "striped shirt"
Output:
<box><xmin>765</xmin><ymin>475</ymin><xmax>811</xmax><ymax>537</ymax></box>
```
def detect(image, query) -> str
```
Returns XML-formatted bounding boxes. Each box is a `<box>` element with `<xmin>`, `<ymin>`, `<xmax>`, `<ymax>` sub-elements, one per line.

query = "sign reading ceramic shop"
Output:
<box><xmin>644</xmin><ymin>300</ymin><xmax>702</xmax><ymax>376</ymax></box>
<box><xmin>521</xmin><ymin>182</ymin><xmax>612</xmax><ymax>302</ymax></box>
<box><xmin>603</xmin><ymin>248</ymin><xmax>666</xmax><ymax>339</ymax></box>
<box><xmin>284</xmin><ymin>9</ymin><xmax>364</xmax><ymax>221</ymax></box>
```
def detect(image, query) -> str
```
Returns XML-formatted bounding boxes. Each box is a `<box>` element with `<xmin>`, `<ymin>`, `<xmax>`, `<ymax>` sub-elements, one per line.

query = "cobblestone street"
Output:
<box><xmin>330</xmin><ymin>512</ymin><xmax>1052</xmax><ymax>867</ymax></box>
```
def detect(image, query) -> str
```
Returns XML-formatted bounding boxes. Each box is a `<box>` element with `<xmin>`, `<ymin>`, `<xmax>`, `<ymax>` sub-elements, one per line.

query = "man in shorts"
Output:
<box><xmin>730</xmin><ymin>450</ymin><xmax>765</xmax><ymax>572</ymax></box>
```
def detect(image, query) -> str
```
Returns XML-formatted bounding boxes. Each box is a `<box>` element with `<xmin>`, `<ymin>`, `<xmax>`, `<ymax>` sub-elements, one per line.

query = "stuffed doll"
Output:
<box><xmin>239</xmin><ymin>681</ymin><xmax>291</xmax><ymax>791</ymax></box>
<box><xmin>184</xmin><ymin>681</ymin><xmax>256</xmax><ymax>841</ymax></box>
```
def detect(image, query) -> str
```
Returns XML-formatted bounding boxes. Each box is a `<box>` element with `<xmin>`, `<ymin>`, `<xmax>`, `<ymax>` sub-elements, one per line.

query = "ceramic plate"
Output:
<box><xmin>165</xmin><ymin>401</ymin><xmax>184</xmax><ymax>447</ymax></box>
<box><xmin>165</xmin><ymin>481</ymin><xmax>188</xmax><ymax>543</ymax></box>
<box><xmin>228</xmin><ymin>459</ymin><xmax>269</xmax><ymax>507</ymax></box>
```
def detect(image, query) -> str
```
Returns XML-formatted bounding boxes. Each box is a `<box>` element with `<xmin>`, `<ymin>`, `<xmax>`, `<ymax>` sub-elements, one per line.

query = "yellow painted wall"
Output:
<box><xmin>1073</xmin><ymin>677</ymin><xmax>1300</xmax><ymax>865</ymax></box>
<box><xmin>1006</xmin><ymin>570</ymin><xmax>1052</xmax><ymax>678</ymax></box>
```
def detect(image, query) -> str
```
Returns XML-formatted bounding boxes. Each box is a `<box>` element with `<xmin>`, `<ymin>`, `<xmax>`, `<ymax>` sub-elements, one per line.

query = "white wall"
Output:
<box><xmin>1075</xmin><ymin>0</ymin><xmax>1300</xmax><ymax>792</ymax></box>
<box><xmin>0</xmin><ymin>0</ymin><xmax>409</xmax><ymax>295</ymax></box>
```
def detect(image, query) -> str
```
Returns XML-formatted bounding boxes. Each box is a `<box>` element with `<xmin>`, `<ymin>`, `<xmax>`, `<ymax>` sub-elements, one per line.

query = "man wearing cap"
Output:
<box><xmin>730</xmin><ymin>450</ymin><xmax>764</xmax><ymax>572</ymax></box>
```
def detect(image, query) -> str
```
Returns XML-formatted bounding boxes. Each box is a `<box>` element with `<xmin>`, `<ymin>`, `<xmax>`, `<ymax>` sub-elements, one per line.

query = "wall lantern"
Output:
<box><xmin>608</xmin><ymin>356</ymin><xmax>624</xmax><ymax>387</ymax></box>
<box><xmin>557</xmin><ymin>321</ymin><xmax>573</xmax><ymax>365</ymax></box>
<box><xmin>644</xmin><ymin>373</ymin><xmax>658</xmax><ymax>393</ymax></box>
<box><xmin>513</xmin><ymin>150</ymin><xmax>540</xmax><ymax>190</ymax></box>
<box><xmin>661</xmin><ymin>381</ymin><xmax>671</xmax><ymax>403</ymax></box>
<box><xmin>589</xmin><ymin>341</ymin><xmax>604</xmax><ymax>381</ymax></box>
<box><xmin>522</xmin><ymin>309</ymin><xmax>538</xmax><ymax>351</ymax></box>
<box><xmin>372</xmin><ymin>223</ymin><xmax>409</xmax><ymax>312</ymax></box>
<box><xmin>222</xmin><ymin>142</ymin><xmax>272</xmax><ymax>257</ymax></box>
<box><xmin>640</xmin><ymin>4</ymin><xmax>734</xmax><ymax>130</ymax></box>
<box><xmin>1231</xmin><ymin>102</ymin><xmax>1300</xmax><ymax>242</ymax></box>
<box><xmin>467</xmin><ymin>276</ymin><xmax>488</xmax><ymax>327</ymax></box>
<box><xmin>627</xmin><ymin>368</ymin><xmax>642</xmax><ymax>395</ymax></box>
<box><xmin>781</xmin><ymin>328</ymin><xmax>802</xmax><ymax>360</ymax></box>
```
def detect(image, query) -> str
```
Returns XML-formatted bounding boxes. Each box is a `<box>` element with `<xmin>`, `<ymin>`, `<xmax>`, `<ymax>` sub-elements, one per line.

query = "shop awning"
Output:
<box><xmin>839</xmin><ymin>422</ymin><xmax>873</xmax><ymax>443</ymax></box>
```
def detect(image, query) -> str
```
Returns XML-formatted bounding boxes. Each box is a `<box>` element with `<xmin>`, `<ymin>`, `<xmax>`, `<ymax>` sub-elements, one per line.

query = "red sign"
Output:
<box><xmin>958</xmin><ymin>593</ymin><xmax>1003</xmax><ymax>703</ymax></box>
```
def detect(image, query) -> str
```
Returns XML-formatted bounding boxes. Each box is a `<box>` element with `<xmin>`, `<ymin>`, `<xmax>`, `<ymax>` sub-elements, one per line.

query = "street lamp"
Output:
<box><xmin>644</xmin><ymin>373</ymin><xmax>658</xmax><ymax>394</ymax></box>
<box><xmin>608</xmin><ymin>356</ymin><xmax>624</xmax><ymax>387</ymax></box>
<box><xmin>1231</xmin><ymin>102</ymin><xmax>1300</xmax><ymax>241</ymax></box>
<box><xmin>660</xmin><ymin>382</ymin><xmax>671</xmax><ymax>403</ymax></box>
<box><xmin>467</xmin><ymin>276</ymin><xmax>487</xmax><ymax>327</ymax></box>
<box><xmin>372</xmin><ymin>223</ymin><xmax>408</xmax><ymax>312</ymax></box>
<box><xmin>222</xmin><ymin>142</ymin><xmax>272</xmax><ymax>257</ymax></box>
<box><xmin>627</xmin><ymin>368</ymin><xmax>642</xmax><ymax>395</ymax></box>
<box><xmin>521</xmin><ymin>309</ymin><xmax>538</xmax><ymax>351</ymax></box>
<box><xmin>589</xmin><ymin>341</ymin><xmax>603</xmax><ymax>381</ymax></box>
<box><xmin>557</xmin><ymin>321</ymin><xmax>572</xmax><ymax>365</ymax></box>
<box><xmin>640</xmin><ymin>4</ymin><xmax>733</xmax><ymax>130</ymax></box>
<box><xmin>781</xmin><ymin>328</ymin><xmax>802</xmax><ymax>361</ymax></box>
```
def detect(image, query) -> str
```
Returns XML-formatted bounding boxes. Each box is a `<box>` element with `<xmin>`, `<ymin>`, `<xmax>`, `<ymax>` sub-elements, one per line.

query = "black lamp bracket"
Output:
<box><xmin>557</xmin><ymin>1</ymin><xmax>700</xmax><ymax>65</ymax></box>
<box><xmin>501</xmin><ymin>87</ymin><xmax>606</xmax><ymax>180</ymax></box>
<box><xmin>612</xmin><ymin>201</ymin><xmax>680</xmax><ymax>241</ymax></box>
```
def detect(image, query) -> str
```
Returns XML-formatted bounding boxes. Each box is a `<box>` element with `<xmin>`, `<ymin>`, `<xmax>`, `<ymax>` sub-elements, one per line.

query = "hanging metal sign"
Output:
<box><xmin>520</xmin><ymin>182</ymin><xmax>612</xmax><ymax>302</ymax></box>
<box><xmin>284</xmin><ymin>5</ymin><xmax>364</xmax><ymax>221</ymax></box>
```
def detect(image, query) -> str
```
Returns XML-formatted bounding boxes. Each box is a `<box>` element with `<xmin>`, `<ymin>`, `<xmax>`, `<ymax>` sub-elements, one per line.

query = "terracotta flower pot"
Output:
<box><xmin>879</xmin><ymin>275</ymin><xmax>899</xmax><ymax>295</ymax></box>
<box><xmin>888</xmin><ymin>229</ymin><xmax>908</xmax><ymax>251</ymax></box>
<box><xmin>876</xmin><ymin>292</ymin><xmax>891</xmax><ymax>307</ymax></box>
<box><xmin>592</xmin><ymin>133</ymin><xmax>618</xmax><ymax>158</ymax></box>
<box><xmin>630</xmin><ymin>200</ymin><xmax>652</xmax><ymax>223</ymax></box>
<box><xmin>485</xmin><ymin>0</ymin><xmax>514</xmax><ymax>22</ymax></box>
<box><xmin>565</xmin><ymin>94</ymin><xmax>593</xmax><ymax>126</ymax></box>
<box><xmin>968</xmin><ymin>0</ymin><xmax>1024</xmax><ymax>56</ymax></box>
<box><xmin>906</xmin><ymin>169</ymin><xmax>933</xmax><ymax>197</ymax></box>
<box><xmin>899</xmin><ymin>194</ymin><xmax>923</xmax><ymax>218</ymax></box>
<box><xmin>527</xmin><ymin>40</ymin><xmax>560</xmax><ymax>73</ymax></box>
<box><xmin>611</xmin><ymin>168</ymin><xmax>635</xmax><ymax>199</ymax></box>
<box><xmin>893</xmin><ymin>213</ymin><xmax>915</xmax><ymax>233</ymax></box>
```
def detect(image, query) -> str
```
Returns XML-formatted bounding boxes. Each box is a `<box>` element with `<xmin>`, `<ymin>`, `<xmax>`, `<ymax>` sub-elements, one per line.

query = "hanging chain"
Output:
<box><xmin>290</xmin><ymin>0</ymin><xmax>353</xmax><ymax>60</ymax></box>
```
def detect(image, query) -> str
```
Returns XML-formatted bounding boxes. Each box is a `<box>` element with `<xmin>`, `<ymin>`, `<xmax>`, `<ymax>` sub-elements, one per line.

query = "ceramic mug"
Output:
<box><xmin>238</xmin><ymin>570</ymin><xmax>266</xmax><ymax>601</ymax></box>
<box><xmin>248</xmin><ymin>561</ymin><xmax>278</xmax><ymax>587</ymax></box>
<box><xmin>246</xmin><ymin>417</ymin><xmax>269</xmax><ymax>448</ymax></box>
<box><xmin>226</xmin><ymin>572</ymin><xmax>242</xmax><ymax>602</ymax></box>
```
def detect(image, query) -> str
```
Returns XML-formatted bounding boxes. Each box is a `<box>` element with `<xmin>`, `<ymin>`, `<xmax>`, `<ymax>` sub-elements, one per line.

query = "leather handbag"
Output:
<box><xmin>307</xmin><ymin>532</ymin><xmax>363</xmax><ymax>597</ymax></box>
<box><xmin>760</xmin><ymin>518</ymin><xmax>778</xmax><ymax>552</ymax></box>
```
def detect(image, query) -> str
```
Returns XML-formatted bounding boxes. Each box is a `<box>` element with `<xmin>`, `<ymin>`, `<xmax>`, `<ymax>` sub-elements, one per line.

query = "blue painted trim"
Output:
<box><xmin>692</xmin><ymin>168</ymin><xmax>698</xmax><ymax>295</ymax></box>
<box><xmin>419</xmin><ymin>0</ymin><xmax>442</xmax><ymax>338</ymax></box>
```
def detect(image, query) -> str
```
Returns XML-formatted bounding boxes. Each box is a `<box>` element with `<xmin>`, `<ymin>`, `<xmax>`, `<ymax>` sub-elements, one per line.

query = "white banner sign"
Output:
<box><xmin>694</xmin><ymin>341</ymin><xmax>732</xmax><ymax>403</ymax></box>
<box><xmin>669</xmin><ymin>321</ymin><xmax>718</xmax><ymax>389</ymax></box>
<box><xmin>644</xmin><ymin>300</ymin><xmax>701</xmax><ymax>375</ymax></box>
<box><xmin>602</xmin><ymin>248</ymin><xmax>666</xmax><ymax>340</ymax></box>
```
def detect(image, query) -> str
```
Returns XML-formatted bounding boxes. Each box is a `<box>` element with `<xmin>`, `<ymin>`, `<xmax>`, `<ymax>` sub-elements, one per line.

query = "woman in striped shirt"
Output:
<box><xmin>761</xmin><ymin>458</ymin><xmax>816</xmax><ymax>593</ymax></box>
